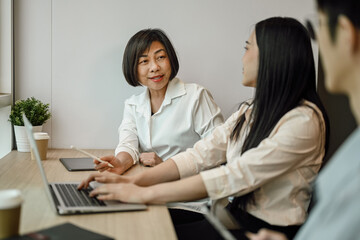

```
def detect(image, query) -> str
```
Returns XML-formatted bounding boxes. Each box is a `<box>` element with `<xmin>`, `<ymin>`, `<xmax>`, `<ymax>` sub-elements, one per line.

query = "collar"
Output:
<box><xmin>127</xmin><ymin>78</ymin><xmax>186</xmax><ymax>117</ymax></box>
<box><xmin>161</xmin><ymin>78</ymin><xmax>186</xmax><ymax>107</ymax></box>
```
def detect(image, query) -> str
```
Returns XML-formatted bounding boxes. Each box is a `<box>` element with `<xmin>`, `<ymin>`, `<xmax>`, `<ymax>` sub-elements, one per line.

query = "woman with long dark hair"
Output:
<box><xmin>79</xmin><ymin>17</ymin><xmax>329</xmax><ymax>239</ymax></box>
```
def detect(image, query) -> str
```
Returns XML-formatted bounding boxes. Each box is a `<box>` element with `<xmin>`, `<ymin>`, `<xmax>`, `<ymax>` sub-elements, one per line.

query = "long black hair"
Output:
<box><xmin>230</xmin><ymin>17</ymin><xmax>330</xmax><ymax>211</ymax></box>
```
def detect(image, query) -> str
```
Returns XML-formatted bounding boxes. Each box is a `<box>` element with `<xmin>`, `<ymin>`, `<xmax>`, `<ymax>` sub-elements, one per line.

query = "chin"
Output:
<box><xmin>242</xmin><ymin>80</ymin><xmax>255</xmax><ymax>88</ymax></box>
<box><xmin>242</xmin><ymin>79</ymin><xmax>249</xmax><ymax>87</ymax></box>
<box><xmin>325</xmin><ymin>76</ymin><xmax>343</xmax><ymax>94</ymax></box>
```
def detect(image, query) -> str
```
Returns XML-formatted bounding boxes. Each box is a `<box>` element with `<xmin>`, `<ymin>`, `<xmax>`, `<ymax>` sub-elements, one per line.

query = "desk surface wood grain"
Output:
<box><xmin>0</xmin><ymin>149</ymin><xmax>176</xmax><ymax>240</ymax></box>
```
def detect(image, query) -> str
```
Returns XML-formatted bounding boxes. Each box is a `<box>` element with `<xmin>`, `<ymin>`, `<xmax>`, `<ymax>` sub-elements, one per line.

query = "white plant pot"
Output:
<box><xmin>14</xmin><ymin>125</ymin><xmax>43</xmax><ymax>152</ymax></box>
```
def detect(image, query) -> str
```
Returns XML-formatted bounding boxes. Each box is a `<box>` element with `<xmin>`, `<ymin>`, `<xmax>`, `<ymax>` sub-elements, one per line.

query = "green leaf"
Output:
<box><xmin>8</xmin><ymin>97</ymin><xmax>51</xmax><ymax>126</ymax></box>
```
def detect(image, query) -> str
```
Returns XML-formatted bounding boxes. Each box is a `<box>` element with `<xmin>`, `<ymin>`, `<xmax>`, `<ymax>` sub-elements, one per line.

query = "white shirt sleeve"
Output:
<box><xmin>172</xmin><ymin>107</ymin><xmax>244</xmax><ymax>178</ymax></box>
<box><xmin>114</xmin><ymin>101</ymin><xmax>140</xmax><ymax>164</ymax></box>
<box><xmin>192</xmin><ymin>88</ymin><xmax>224</xmax><ymax>138</ymax></box>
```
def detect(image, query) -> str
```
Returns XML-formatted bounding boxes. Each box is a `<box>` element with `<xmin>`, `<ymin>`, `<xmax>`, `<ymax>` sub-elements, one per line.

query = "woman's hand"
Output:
<box><xmin>246</xmin><ymin>229</ymin><xmax>288</xmax><ymax>240</ymax></box>
<box><xmin>77</xmin><ymin>171</ymin><xmax>132</xmax><ymax>190</ymax></box>
<box><xmin>85</xmin><ymin>171</ymin><xmax>207</xmax><ymax>204</ymax></box>
<box><xmin>89</xmin><ymin>183</ymin><xmax>155</xmax><ymax>204</ymax></box>
<box><xmin>139</xmin><ymin>152</ymin><xmax>163</xmax><ymax>167</ymax></box>
<box><xmin>94</xmin><ymin>153</ymin><xmax>134</xmax><ymax>175</ymax></box>
<box><xmin>94</xmin><ymin>155</ymin><xmax>123</xmax><ymax>173</ymax></box>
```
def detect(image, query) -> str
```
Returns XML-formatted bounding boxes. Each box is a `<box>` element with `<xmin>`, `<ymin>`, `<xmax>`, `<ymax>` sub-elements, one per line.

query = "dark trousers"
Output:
<box><xmin>228</xmin><ymin>206</ymin><xmax>301</xmax><ymax>240</ymax></box>
<box><xmin>169</xmin><ymin>208</ymin><xmax>301</xmax><ymax>240</ymax></box>
<box><xmin>169</xmin><ymin>209</ymin><xmax>246</xmax><ymax>240</ymax></box>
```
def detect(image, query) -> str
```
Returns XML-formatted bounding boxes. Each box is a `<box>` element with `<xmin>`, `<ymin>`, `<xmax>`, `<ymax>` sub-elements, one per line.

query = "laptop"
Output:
<box><xmin>23</xmin><ymin>113</ymin><xmax>147</xmax><ymax>215</ymax></box>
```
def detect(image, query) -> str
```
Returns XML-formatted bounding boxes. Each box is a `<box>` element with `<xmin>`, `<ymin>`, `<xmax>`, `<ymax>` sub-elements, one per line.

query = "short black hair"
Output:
<box><xmin>317</xmin><ymin>0</ymin><xmax>360</xmax><ymax>41</ymax></box>
<box><xmin>122</xmin><ymin>29</ymin><xmax>179</xmax><ymax>86</ymax></box>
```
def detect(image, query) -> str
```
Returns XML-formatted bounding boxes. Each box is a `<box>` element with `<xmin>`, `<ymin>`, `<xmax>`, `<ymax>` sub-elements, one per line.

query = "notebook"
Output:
<box><xmin>59</xmin><ymin>157</ymin><xmax>96</xmax><ymax>171</ymax></box>
<box><xmin>23</xmin><ymin>113</ymin><xmax>147</xmax><ymax>215</ymax></box>
<box><xmin>6</xmin><ymin>222</ymin><xmax>114</xmax><ymax>240</ymax></box>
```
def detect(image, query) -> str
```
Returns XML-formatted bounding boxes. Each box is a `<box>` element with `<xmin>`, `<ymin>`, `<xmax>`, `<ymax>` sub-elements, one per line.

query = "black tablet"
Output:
<box><xmin>59</xmin><ymin>157</ymin><xmax>96</xmax><ymax>171</ymax></box>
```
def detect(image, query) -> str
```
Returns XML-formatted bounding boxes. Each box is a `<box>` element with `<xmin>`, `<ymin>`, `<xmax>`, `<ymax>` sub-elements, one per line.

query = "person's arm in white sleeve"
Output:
<box><xmin>115</xmin><ymin>101</ymin><xmax>140</xmax><ymax>162</ymax></box>
<box><xmin>95</xmin><ymin>101</ymin><xmax>140</xmax><ymax>175</ymax></box>
<box><xmin>192</xmin><ymin>88</ymin><xmax>224</xmax><ymax>137</ymax></box>
<box><xmin>172</xmin><ymin>109</ymin><xmax>242</xmax><ymax>178</ymax></box>
<box><xmin>92</xmin><ymin>113</ymin><xmax>233</xmax><ymax>189</ymax></box>
<box><xmin>118</xmin><ymin>115</ymin><xmax>233</xmax><ymax>188</ymax></box>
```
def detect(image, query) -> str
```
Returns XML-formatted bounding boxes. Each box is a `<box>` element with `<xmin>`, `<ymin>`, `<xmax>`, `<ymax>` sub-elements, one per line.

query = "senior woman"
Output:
<box><xmin>95</xmin><ymin>29</ymin><xmax>224</xmax><ymax>175</ymax></box>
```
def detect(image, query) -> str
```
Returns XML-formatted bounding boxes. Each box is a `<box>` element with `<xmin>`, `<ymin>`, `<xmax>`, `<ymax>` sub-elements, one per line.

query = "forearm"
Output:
<box><xmin>115</xmin><ymin>152</ymin><xmax>135</xmax><ymax>173</ymax></box>
<box><xmin>133</xmin><ymin>159</ymin><xmax>180</xmax><ymax>186</ymax></box>
<box><xmin>144</xmin><ymin>174</ymin><xmax>208</xmax><ymax>204</ymax></box>
<box><xmin>89</xmin><ymin>164</ymin><xmax>208</xmax><ymax>205</ymax></box>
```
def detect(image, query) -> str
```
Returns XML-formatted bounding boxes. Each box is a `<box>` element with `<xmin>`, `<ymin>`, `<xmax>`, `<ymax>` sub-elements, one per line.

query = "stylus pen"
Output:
<box><xmin>70</xmin><ymin>145</ymin><xmax>114</xmax><ymax>168</ymax></box>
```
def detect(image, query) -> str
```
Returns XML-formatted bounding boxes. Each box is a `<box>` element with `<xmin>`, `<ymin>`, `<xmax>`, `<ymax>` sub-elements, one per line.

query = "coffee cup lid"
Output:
<box><xmin>0</xmin><ymin>189</ymin><xmax>23</xmax><ymax>209</ymax></box>
<box><xmin>33</xmin><ymin>132</ymin><xmax>50</xmax><ymax>140</ymax></box>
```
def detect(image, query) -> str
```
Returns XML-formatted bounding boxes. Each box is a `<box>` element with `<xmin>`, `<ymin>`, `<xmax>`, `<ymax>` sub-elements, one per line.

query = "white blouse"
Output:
<box><xmin>172</xmin><ymin>100</ymin><xmax>326</xmax><ymax>226</ymax></box>
<box><xmin>115</xmin><ymin>78</ymin><xmax>224</xmax><ymax>164</ymax></box>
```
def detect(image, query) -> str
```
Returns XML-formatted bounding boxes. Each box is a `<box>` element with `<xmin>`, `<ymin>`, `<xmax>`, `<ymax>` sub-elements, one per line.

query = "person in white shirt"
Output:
<box><xmin>94</xmin><ymin>29</ymin><xmax>224</xmax><ymax>175</ymax></box>
<box><xmin>79</xmin><ymin>18</ymin><xmax>329</xmax><ymax>239</ymax></box>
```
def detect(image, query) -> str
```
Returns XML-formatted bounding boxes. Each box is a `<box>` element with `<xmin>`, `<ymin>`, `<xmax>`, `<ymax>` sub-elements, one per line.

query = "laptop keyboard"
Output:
<box><xmin>54</xmin><ymin>183</ymin><xmax>106</xmax><ymax>207</ymax></box>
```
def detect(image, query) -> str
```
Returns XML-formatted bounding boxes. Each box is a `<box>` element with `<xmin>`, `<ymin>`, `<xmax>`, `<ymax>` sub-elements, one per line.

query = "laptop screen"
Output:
<box><xmin>22</xmin><ymin>113</ymin><xmax>58</xmax><ymax>212</ymax></box>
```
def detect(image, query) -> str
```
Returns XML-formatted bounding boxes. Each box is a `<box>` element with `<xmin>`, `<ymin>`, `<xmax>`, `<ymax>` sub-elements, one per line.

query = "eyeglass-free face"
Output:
<box><xmin>242</xmin><ymin>30</ymin><xmax>259</xmax><ymax>88</ymax></box>
<box><xmin>137</xmin><ymin>41</ymin><xmax>172</xmax><ymax>96</ymax></box>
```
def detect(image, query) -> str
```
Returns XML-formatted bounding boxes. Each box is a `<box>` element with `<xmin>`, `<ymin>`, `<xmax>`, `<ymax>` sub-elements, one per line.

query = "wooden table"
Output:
<box><xmin>0</xmin><ymin>149</ymin><xmax>177</xmax><ymax>240</ymax></box>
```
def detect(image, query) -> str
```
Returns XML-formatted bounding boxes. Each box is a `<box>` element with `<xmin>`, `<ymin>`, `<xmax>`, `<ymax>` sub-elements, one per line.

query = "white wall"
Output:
<box><xmin>14</xmin><ymin>0</ymin><xmax>317</xmax><ymax>149</ymax></box>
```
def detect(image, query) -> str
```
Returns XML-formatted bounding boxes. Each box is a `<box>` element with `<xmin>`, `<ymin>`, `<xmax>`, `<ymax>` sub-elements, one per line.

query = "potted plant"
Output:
<box><xmin>9</xmin><ymin>97</ymin><xmax>51</xmax><ymax>152</ymax></box>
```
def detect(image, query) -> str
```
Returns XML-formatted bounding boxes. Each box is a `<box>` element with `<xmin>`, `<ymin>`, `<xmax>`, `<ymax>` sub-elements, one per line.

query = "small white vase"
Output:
<box><xmin>14</xmin><ymin>125</ymin><xmax>43</xmax><ymax>152</ymax></box>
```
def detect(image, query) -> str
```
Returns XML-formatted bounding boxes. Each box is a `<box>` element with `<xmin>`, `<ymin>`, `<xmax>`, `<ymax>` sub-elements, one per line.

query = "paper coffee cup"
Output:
<box><xmin>30</xmin><ymin>132</ymin><xmax>50</xmax><ymax>160</ymax></box>
<box><xmin>0</xmin><ymin>189</ymin><xmax>23</xmax><ymax>239</ymax></box>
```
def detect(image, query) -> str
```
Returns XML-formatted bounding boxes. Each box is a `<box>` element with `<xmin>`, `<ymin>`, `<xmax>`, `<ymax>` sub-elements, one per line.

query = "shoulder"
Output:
<box><xmin>125</xmin><ymin>89</ymin><xmax>148</xmax><ymax>106</ymax></box>
<box><xmin>184</xmin><ymin>83</ymin><xmax>216</xmax><ymax>105</ymax></box>
<box><xmin>168</xmin><ymin>78</ymin><xmax>217</xmax><ymax>100</ymax></box>
<box><xmin>184</xmin><ymin>82</ymin><xmax>206</xmax><ymax>92</ymax></box>
<box><xmin>185</xmin><ymin>84</ymin><xmax>207</xmax><ymax>97</ymax></box>
<box><xmin>284</xmin><ymin>100</ymin><xmax>324</xmax><ymax>123</ymax></box>
<box><xmin>274</xmin><ymin>100</ymin><xmax>325</xmax><ymax>138</ymax></box>
<box><xmin>170</xmin><ymin>79</ymin><xmax>215</xmax><ymax>104</ymax></box>
<box><xmin>173</xmin><ymin>78</ymin><xmax>210</xmax><ymax>97</ymax></box>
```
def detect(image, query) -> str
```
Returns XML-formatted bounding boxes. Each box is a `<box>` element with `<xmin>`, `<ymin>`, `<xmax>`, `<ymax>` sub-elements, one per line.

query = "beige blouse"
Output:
<box><xmin>172</xmin><ymin>100</ymin><xmax>326</xmax><ymax>226</ymax></box>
